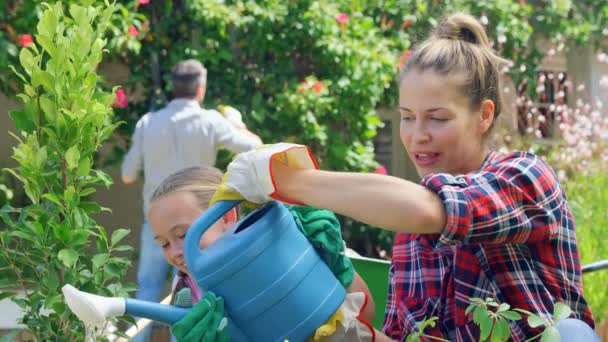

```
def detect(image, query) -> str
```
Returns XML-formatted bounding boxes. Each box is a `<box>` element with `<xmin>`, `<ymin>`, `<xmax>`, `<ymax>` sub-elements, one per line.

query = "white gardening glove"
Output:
<box><xmin>218</xmin><ymin>105</ymin><xmax>246</xmax><ymax>129</ymax></box>
<box><xmin>210</xmin><ymin>143</ymin><xmax>318</xmax><ymax>206</ymax></box>
<box><xmin>311</xmin><ymin>292</ymin><xmax>375</xmax><ymax>342</ymax></box>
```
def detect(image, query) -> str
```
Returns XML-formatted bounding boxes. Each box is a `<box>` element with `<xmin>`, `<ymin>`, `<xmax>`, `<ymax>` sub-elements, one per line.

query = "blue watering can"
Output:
<box><xmin>63</xmin><ymin>200</ymin><xmax>345</xmax><ymax>341</ymax></box>
<box><xmin>184</xmin><ymin>200</ymin><xmax>346</xmax><ymax>341</ymax></box>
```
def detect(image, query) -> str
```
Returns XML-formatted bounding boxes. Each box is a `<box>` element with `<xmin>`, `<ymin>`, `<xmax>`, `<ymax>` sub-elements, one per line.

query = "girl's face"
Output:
<box><xmin>148</xmin><ymin>191</ymin><xmax>236</xmax><ymax>275</ymax></box>
<box><xmin>399</xmin><ymin>69</ymin><xmax>494</xmax><ymax>177</ymax></box>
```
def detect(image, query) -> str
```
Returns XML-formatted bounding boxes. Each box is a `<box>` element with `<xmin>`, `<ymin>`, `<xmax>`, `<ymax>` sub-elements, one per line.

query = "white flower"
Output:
<box><xmin>480</xmin><ymin>15</ymin><xmax>489</xmax><ymax>25</ymax></box>
<box><xmin>519</xmin><ymin>64</ymin><xmax>526</xmax><ymax>72</ymax></box>
<box><xmin>600</xmin><ymin>75</ymin><xmax>608</xmax><ymax>88</ymax></box>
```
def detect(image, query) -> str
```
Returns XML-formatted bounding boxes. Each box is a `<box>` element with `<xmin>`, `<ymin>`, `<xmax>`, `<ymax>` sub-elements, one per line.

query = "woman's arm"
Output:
<box><xmin>272</xmin><ymin>160</ymin><xmax>446</xmax><ymax>234</ymax></box>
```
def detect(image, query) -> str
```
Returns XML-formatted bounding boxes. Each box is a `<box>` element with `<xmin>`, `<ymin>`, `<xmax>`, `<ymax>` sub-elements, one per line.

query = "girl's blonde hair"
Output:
<box><xmin>400</xmin><ymin>13</ymin><xmax>510</xmax><ymax>129</ymax></box>
<box><xmin>151</xmin><ymin>166</ymin><xmax>223</xmax><ymax>210</ymax></box>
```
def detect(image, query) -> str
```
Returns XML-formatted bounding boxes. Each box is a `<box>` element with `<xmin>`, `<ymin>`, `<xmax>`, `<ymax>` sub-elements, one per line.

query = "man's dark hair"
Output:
<box><xmin>171</xmin><ymin>59</ymin><xmax>207</xmax><ymax>99</ymax></box>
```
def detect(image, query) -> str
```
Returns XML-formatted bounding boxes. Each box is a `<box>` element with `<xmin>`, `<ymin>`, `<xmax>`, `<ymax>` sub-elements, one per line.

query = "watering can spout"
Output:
<box><xmin>62</xmin><ymin>284</ymin><xmax>189</xmax><ymax>327</ymax></box>
<box><xmin>61</xmin><ymin>284</ymin><xmax>126</xmax><ymax>327</ymax></box>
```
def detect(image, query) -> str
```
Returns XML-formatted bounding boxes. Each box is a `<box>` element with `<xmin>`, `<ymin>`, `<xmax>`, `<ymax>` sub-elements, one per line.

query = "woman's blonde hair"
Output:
<box><xmin>151</xmin><ymin>166</ymin><xmax>223</xmax><ymax>210</ymax></box>
<box><xmin>400</xmin><ymin>13</ymin><xmax>510</xmax><ymax>129</ymax></box>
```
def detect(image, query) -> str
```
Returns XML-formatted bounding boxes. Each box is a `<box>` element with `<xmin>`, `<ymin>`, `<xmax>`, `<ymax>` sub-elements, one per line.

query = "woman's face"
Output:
<box><xmin>399</xmin><ymin>69</ymin><xmax>494</xmax><ymax>177</ymax></box>
<box><xmin>148</xmin><ymin>191</ymin><xmax>235</xmax><ymax>274</ymax></box>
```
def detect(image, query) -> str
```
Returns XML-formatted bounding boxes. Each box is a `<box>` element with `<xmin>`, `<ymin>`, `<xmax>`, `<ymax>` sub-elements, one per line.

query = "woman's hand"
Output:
<box><xmin>210</xmin><ymin>143</ymin><xmax>318</xmax><ymax>206</ymax></box>
<box><xmin>171</xmin><ymin>291</ymin><xmax>229</xmax><ymax>342</ymax></box>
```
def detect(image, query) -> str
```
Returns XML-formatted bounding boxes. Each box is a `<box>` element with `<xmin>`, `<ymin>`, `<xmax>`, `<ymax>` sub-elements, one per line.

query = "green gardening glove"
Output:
<box><xmin>170</xmin><ymin>291</ymin><xmax>230</xmax><ymax>342</ymax></box>
<box><xmin>288</xmin><ymin>206</ymin><xmax>355</xmax><ymax>288</ymax></box>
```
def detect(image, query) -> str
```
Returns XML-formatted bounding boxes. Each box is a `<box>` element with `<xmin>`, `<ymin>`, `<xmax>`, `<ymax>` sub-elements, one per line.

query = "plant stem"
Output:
<box><xmin>523</xmin><ymin>332</ymin><xmax>544</xmax><ymax>342</ymax></box>
<box><xmin>421</xmin><ymin>334</ymin><xmax>451</xmax><ymax>342</ymax></box>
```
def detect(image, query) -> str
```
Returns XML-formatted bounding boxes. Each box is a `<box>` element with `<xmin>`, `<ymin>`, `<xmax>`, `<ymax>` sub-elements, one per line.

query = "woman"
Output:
<box><xmin>213</xmin><ymin>13</ymin><xmax>596</xmax><ymax>341</ymax></box>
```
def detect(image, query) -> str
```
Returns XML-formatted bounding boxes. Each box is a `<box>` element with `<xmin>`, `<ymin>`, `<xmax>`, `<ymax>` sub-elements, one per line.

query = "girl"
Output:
<box><xmin>147</xmin><ymin>165</ymin><xmax>376</xmax><ymax>341</ymax></box>
<box><xmin>213</xmin><ymin>13</ymin><xmax>596</xmax><ymax>341</ymax></box>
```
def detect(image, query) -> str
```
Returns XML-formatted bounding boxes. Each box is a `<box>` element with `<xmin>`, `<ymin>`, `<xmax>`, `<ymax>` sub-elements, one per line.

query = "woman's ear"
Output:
<box><xmin>479</xmin><ymin>99</ymin><xmax>495</xmax><ymax>134</ymax></box>
<box><xmin>222</xmin><ymin>208</ymin><xmax>238</xmax><ymax>227</ymax></box>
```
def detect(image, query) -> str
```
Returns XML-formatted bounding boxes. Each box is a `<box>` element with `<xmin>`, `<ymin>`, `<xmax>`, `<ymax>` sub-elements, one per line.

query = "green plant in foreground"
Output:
<box><xmin>0</xmin><ymin>2</ymin><xmax>134</xmax><ymax>341</ymax></box>
<box><xmin>406</xmin><ymin>298</ymin><xmax>574</xmax><ymax>342</ymax></box>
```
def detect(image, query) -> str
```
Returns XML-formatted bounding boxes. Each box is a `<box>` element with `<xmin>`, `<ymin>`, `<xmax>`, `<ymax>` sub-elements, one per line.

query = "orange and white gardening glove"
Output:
<box><xmin>210</xmin><ymin>143</ymin><xmax>318</xmax><ymax>206</ymax></box>
<box><xmin>310</xmin><ymin>292</ymin><xmax>375</xmax><ymax>342</ymax></box>
<box><xmin>217</xmin><ymin>105</ymin><xmax>246</xmax><ymax>129</ymax></box>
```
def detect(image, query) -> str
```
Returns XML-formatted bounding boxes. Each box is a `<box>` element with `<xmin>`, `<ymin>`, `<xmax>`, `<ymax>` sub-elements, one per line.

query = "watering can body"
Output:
<box><xmin>185</xmin><ymin>200</ymin><xmax>346</xmax><ymax>342</ymax></box>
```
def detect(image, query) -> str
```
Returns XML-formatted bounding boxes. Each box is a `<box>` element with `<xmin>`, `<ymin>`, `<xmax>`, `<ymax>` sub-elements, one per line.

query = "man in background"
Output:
<box><xmin>121</xmin><ymin>59</ymin><xmax>262</xmax><ymax>341</ymax></box>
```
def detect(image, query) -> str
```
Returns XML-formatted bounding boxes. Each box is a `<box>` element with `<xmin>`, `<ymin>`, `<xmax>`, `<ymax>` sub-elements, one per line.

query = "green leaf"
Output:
<box><xmin>111</xmin><ymin>228</ymin><xmax>130</xmax><ymax>246</ymax></box>
<box><xmin>492</xmin><ymin>318</ymin><xmax>511</xmax><ymax>342</ymax></box>
<box><xmin>64</xmin><ymin>186</ymin><xmax>75</xmax><ymax>203</ymax></box>
<box><xmin>79</xmin><ymin>202</ymin><xmax>102</xmax><ymax>214</ymax></box>
<box><xmin>79</xmin><ymin>187</ymin><xmax>96</xmax><ymax>197</ymax></box>
<box><xmin>32</xmin><ymin>69</ymin><xmax>54</xmax><ymax>92</ymax></box>
<box><xmin>92</xmin><ymin>253</ymin><xmax>109</xmax><ymax>270</ymax></box>
<box><xmin>42</xmin><ymin>193</ymin><xmax>63</xmax><ymax>207</ymax></box>
<box><xmin>93</xmin><ymin>170</ymin><xmax>113</xmax><ymax>187</ymax></box>
<box><xmin>465</xmin><ymin>303</ymin><xmax>476</xmax><ymax>315</ymax></box>
<box><xmin>474</xmin><ymin>306</ymin><xmax>488</xmax><ymax>324</ymax></box>
<box><xmin>77</xmin><ymin>157</ymin><xmax>91</xmax><ymax>177</ymax></box>
<box><xmin>35</xmin><ymin>146</ymin><xmax>48</xmax><ymax>169</ymax></box>
<box><xmin>552</xmin><ymin>302</ymin><xmax>572</xmax><ymax>322</ymax></box>
<box><xmin>19</xmin><ymin>48</ymin><xmax>36</xmax><ymax>74</ymax></box>
<box><xmin>104</xmin><ymin>262</ymin><xmax>122</xmax><ymax>279</ymax></box>
<box><xmin>540</xmin><ymin>326</ymin><xmax>561</xmax><ymax>342</ymax></box>
<box><xmin>112</xmin><ymin>245</ymin><xmax>133</xmax><ymax>252</ymax></box>
<box><xmin>35</xmin><ymin>34</ymin><xmax>57</xmax><ymax>57</ymax></box>
<box><xmin>8</xmin><ymin>110</ymin><xmax>35</xmax><ymax>133</ymax></box>
<box><xmin>497</xmin><ymin>303</ymin><xmax>510</xmax><ymax>312</ymax></box>
<box><xmin>479</xmin><ymin>315</ymin><xmax>493</xmax><ymax>341</ymax></box>
<box><xmin>58</xmin><ymin>249</ymin><xmax>78</xmax><ymax>268</ymax></box>
<box><xmin>500</xmin><ymin>311</ymin><xmax>522</xmax><ymax>321</ymax></box>
<box><xmin>39</xmin><ymin>95</ymin><xmax>57</xmax><ymax>124</ymax></box>
<box><xmin>37</xmin><ymin>8</ymin><xmax>58</xmax><ymax>37</ymax></box>
<box><xmin>65</xmin><ymin>145</ymin><xmax>80</xmax><ymax>170</ymax></box>
<box><xmin>527</xmin><ymin>314</ymin><xmax>547</xmax><ymax>328</ymax></box>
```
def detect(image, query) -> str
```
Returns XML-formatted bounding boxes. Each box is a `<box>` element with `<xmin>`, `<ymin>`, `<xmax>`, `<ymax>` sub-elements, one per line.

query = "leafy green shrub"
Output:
<box><xmin>0</xmin><ymin>2</ymin><xmax>134</xmax><ymax>340</ymax></box>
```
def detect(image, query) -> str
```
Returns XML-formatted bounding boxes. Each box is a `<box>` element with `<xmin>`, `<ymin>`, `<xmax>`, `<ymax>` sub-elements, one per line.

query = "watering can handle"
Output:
<box><xmin>184</xmin><ymin>200</ymin><xmax>242</xmax><ymax>271</ymax></box>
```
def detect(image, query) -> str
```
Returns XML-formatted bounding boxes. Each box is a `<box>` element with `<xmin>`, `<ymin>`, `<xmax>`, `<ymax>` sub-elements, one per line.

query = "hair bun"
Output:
<box><xmin>434</xmin><ymin>13</ymin><xmax>490</xmax><ymax>48</ymax></box>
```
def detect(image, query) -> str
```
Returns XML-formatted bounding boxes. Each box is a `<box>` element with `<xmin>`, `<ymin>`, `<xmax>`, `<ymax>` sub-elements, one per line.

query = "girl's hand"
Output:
<box><xmin>210</xmin><ymin>143</ymin><xmax>318</xmax><ymax>206</ymax></box>
<box><xmin>171</xmin><ymin>291</ymin><xmax>229</xmax><ymax>342</ymax></box>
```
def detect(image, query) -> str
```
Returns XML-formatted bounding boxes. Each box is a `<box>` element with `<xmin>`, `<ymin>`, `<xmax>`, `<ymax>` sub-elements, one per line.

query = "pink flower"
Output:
<box><xmin>137</xmin><ymin>0</ymin><xmax>150</xmax><ymax>4</ymax></box>
<box><xmin>128</xmin><ymin>26</ymin><xmax>139</xmax><ymax>37</ymax></box>
<box><xmin>372</xmin><ymin>165</ymin><xmax>388</xmax><ymax>175</ymax></box>
<box><xmin>112</xmin><ymin>88</ymin><xmax>128</xmax><ymax>108</ymax></box>
<box><xmin>335</xmin><ymin>13</ymin><xmax>350</xmax><ymax>25</ymax></box>
<box><xmin>18</xmin><ymin>34</ymin><xmax>34</xmax><ymax>48</ymax></box>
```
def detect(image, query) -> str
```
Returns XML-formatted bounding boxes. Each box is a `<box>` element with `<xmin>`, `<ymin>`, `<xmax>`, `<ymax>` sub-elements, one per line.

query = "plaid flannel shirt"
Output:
<box><xmin>382</xmin><ymin>151</ymin><xmax>594</xmax><ymax>341</ymax></box>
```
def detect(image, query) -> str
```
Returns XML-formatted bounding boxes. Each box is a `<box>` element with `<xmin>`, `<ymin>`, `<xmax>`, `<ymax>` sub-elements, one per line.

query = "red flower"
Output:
<box><xmin>112</xmin><ymin>88</ymin><xmax>128</xmax><ymax>108</ymax></box>
<box><xmin>18</xmin><ymin>34</ymin><xmax>34</xmax><ymax>48</ymax></box>
<box><xmin>398</xmin><ymin>50</ymin><xmax>413</xmax><ymax>71</ymax></box>
<box><xmin>335</xmin><ymin>13</ymin><xmax>350</xmax><ymax>25</ymax></box>
<box><xmin>312</xmin><ymin>81</ymin><xmax>323</xmax><ymax>94</ymax></box>
<box><xmin>372</xmin><ymin>165</ymin><xmax>388</xmax><ymax>175</ymax></box>
<box><xmin>137</xmin><ymin>0</ymin><xmax>150</xmax><ymax>4</ymax></box>
<box><xmin>128</xmin><ymin>26</ymin><xmax>139</xmax><ymax>37</ymax></box>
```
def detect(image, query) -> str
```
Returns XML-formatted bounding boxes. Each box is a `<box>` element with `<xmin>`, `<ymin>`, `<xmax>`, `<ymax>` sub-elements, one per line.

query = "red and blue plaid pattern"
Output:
<box><xmin>382</xmin><ymin>151</ymin><xmax>594</xmax><ymax>341</ymax></box>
